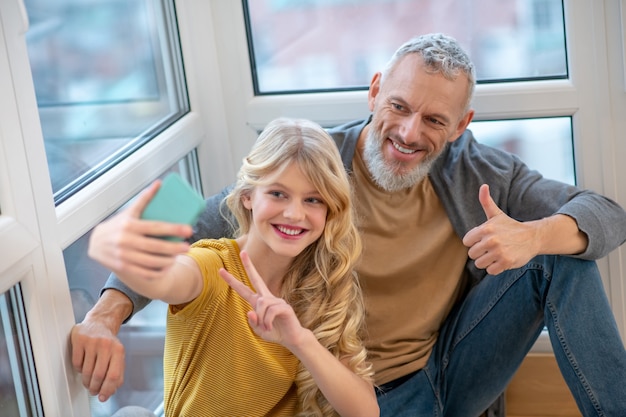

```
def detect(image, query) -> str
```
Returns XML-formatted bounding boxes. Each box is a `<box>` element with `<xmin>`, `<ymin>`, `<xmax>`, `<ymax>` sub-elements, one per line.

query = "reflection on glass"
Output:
<box><xmin>469</xmin><ymin>117</ymin><xmax>575</xmax><ymax>185</ymax></box>
<box><xmin>0</xmin><ymin>285</ymin><xmax>43</xmax><ymax>417</ymax></box>
<box><xmin>64</xmin><ymin>155</ymin><xmax>200</xmax><ymax>417</ymax></box>
<box><xmin>24</xmin><ymin>0</ymin><xmax>189</xmax><ymax>203</ymax></box>
<box><xmin>244</xmin><ymin>0</ymin><xmax>566</xmax><ymax>93</ymax></box>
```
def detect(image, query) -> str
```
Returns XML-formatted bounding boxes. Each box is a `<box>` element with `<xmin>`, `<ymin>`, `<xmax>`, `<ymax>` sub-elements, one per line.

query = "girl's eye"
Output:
<box><xmin>306</xmin><ymin>197</ymin><xmax>324</xmax><ymax>205</ymax></box>
<box><xmin>269</xmin><ymin>191</ymin><xmax>284</xmax><ymax>198</ymax></box>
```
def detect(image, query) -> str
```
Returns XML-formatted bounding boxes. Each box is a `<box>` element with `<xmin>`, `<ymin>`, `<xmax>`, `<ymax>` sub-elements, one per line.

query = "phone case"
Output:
<box><xmin>140</xmin><ymin>172</ymin><xmax>206</xmax><ymax>240</ymax></box>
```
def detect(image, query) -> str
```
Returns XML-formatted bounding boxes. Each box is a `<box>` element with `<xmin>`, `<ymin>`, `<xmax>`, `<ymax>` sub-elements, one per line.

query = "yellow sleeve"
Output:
<box><xmin>169</xmin><ymin>246</ymin><xmax>229</xmax><ymax>319</ymax></box>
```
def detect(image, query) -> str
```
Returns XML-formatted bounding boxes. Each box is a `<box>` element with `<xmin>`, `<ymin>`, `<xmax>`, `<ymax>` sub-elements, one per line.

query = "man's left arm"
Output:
<box><xmin>463</xmin><ymin>184</ymin><xmax>593</xmax><ymax>275</ymax></box>
<box><xmin>491</xmin><ymin>151</ymin><xmax>626</xmax><ymax>260</ymax></box>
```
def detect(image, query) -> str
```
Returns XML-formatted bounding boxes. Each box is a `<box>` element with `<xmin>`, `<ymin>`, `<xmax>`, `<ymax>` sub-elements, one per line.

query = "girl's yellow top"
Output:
<box><xmin>163</xmin><ymin>238</ymin><xmax>299</xmax><ymax>417</ymax></box>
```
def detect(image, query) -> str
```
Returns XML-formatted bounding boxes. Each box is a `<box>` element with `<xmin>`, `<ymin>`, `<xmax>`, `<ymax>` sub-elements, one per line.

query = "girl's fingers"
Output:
<box><xmin>239</xmin><ymin>251</ymin><xmax>271</xmax><ymax>297</ymax></box>
<box><xmin>255</xmin><ymin>297</ymin><xmax>290</xmax><ymax>331</ymax></box>
<box><xmin>132</xmin><ymin>180</ymin><xmax>162</xmax><ymax>218</ymax></box>
<box><xmin>219</xmin><ymin>268</ymin><xmax>256</xmax><ymax>305</ymax></box>
<box><xmin>222</xmin><ymin>252</ymin><xmax>292</xmax><ymax>337</ymax></box>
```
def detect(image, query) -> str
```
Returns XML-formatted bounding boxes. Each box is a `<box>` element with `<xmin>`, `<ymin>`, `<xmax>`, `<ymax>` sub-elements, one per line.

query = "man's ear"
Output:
<box><xmin>368</xmin><ymin>72</ymin><xmax>383</xmax><ymax>112</ymax></box>
<box><xmin>450</xmin><ymin>109</ymin><xmax>475</xmax><ymax>142</ymax></box>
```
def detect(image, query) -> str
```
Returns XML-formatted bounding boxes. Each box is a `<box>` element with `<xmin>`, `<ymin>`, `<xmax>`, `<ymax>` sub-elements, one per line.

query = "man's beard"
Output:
<box><xmin>362</xmin><ymin>126</ymin><xmax>440</xmax><ymax>192</ymax></box>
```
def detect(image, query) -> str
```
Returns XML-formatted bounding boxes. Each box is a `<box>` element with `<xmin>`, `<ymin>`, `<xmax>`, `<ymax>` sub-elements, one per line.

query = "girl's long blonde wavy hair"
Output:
<box><xmin>224</xmin><ymin>117</ymin><xmax>373</xmax><ymax>416</ymax></box>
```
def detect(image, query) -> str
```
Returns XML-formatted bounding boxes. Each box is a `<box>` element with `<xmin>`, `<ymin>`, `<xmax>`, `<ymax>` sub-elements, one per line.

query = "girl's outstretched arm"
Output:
<box><xmin>220</xmin><ymin>251</ymin><xmax>379</xmax><ymax>417</ymax></box>
<box><xmin>88</xmin><ymin>180</ymin><xmax>202</xmax><ymax>305</ymax></box>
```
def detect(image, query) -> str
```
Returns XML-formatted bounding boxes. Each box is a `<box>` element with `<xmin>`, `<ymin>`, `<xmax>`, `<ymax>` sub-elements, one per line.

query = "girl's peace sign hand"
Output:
<box><xmin>218</xmin><ymin>251</ymin><xmax>307</xmax><ymax>349</ymax></box>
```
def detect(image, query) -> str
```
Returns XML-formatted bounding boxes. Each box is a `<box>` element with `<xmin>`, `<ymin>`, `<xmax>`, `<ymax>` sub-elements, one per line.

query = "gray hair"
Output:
<box><xmin>382</xmin><ymin>33</ymin><xmax>476</xmax><ymax>112</ymax></box>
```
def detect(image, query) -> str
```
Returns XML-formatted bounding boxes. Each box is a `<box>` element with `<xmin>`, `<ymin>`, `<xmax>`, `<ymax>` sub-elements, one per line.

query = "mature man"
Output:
<box><xmin>73</xmin><ymin>33</ymin><xmax>626</xmax><ymax>416</ymax></box>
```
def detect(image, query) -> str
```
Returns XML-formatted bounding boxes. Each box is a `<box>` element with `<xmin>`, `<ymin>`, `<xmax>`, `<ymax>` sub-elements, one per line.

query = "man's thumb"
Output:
<box><xmin>479</xmin><ymin>184</ymin><xmax>502</xmax><ymax>219</ymax></box>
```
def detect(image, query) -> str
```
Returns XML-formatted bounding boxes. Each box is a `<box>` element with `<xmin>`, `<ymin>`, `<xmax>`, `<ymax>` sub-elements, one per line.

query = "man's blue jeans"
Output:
<box><xmin>376</xmin><ymin>255</ymin><xmax>626</xmax><ymax>417</ymax></box>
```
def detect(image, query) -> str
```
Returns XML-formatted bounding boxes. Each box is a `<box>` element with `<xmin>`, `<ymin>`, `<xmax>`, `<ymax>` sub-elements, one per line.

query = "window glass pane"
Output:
<box><xmin>68</xmin><ymin>235</ymin><xmax>167</xmax><ymax>416</ymax></box>
<box><xmin>469</xmin><ymin>117</ymin><xmax>575</xmax><ymax>185</ymax></box>
<box><xmin>24</xmin><ymin>0</ymin><xmax>189</xmax><ymax>204</ymax></box>
<box><xmin>0</xmin><ymin>285</ymin><xmax>43</xmax><ymax>417</ymax></box>
<box><xmin>244</xmin><ymin>0</ymin><xmax>566</xmax><ymax>93</ymax></box>
<box><xmin>65</xmin><ymin>154</ymin><xmax>200</xmax><ymax>416</ymax></box>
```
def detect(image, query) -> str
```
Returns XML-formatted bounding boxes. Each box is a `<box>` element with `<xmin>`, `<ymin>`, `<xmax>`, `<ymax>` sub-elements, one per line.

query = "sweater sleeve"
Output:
<box><xmin>433</xmin><ymin>130</ymin><xmax>626</xmax><ymax>261</ymax></box>
<box><xmin>495</xmin><ymin>149</ymin><xmax>626</xmax><ymax>259</ymax></box>
<box><xmin>101</xmin><ymin>184</ymin><xmax>237</xmax><ymax>322</ymax></box>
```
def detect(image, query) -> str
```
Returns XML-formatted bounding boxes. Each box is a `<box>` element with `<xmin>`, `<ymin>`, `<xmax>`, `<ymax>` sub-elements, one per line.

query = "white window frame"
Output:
<box><xmin>1</xmin><ymin>0</ymin><xmax>86</xmax><ymax>414</ymax></box>
<box><xmin>0</xmin><ymin>0</ymin><xmax>230</xmax><ymax>414</ymax></box>
<box><xmin>200</xmin><ymin>0</ymin><xmax>626</xmax><ymax>344</ymax></box>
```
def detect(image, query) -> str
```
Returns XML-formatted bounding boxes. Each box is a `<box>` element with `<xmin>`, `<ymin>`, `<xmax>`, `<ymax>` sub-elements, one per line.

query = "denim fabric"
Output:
<box><xmin>377</xmin><ymin>255</ymin><xmax>626</xmax><ymax>417</ymax></box>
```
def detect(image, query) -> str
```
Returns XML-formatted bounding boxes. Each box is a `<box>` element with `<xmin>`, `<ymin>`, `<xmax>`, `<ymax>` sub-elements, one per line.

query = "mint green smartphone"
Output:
<box><xmin>140</xmin><ymin>172</ymin><xmax>206</xmax><ymax>241</ymax></box>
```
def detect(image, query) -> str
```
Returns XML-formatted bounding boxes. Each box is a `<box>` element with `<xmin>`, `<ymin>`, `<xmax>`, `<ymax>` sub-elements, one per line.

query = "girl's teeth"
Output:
<box><xmin>277</xmin><ymin>226</ymin><xmax>301</xmax><ymax>235</ymax></box>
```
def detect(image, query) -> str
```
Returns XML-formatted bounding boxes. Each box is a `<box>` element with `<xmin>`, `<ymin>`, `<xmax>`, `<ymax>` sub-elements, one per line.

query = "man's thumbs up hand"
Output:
<box><xmin>463</xmin><ymin>184</ymin><xmax>539</xmax><ymax>275</ymax></box>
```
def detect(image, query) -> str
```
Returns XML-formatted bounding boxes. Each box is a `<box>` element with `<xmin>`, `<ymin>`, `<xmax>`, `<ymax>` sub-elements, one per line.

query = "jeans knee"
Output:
<box><xmin>528</xmin><ymin>255</ymin><xmax>602</xmax><ymax>304</ymax></box>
